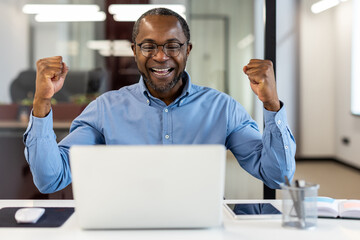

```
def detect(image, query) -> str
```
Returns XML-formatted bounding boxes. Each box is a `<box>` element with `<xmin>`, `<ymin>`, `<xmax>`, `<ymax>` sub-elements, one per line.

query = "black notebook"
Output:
<box><xmin>0</xmin><ymin>207</ymin><xmax>74</xmax><ymax>228</ymax></box>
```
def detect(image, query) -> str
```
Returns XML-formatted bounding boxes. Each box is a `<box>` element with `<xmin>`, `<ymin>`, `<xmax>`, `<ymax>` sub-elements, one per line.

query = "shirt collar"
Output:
<box><xmin>139</xmin><ymin>71</ymin><xmax>192</xmax><ymax>107</ymax></box>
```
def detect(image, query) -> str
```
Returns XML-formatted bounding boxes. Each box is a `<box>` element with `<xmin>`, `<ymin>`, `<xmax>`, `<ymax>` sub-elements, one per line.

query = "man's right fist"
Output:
<box><xmin>35</xmin><ymin>56</ymin><xmax>69</xmax><ymax>100</ymax></box>
<box><xmin>33</xmin><ymin>56</ymin><xmax>69</xmax><ymax>118</ymax></box>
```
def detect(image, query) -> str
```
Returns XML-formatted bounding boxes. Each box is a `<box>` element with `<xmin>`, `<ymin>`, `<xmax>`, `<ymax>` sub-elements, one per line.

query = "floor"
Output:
<box><xmin>277</xmin><ymin>160</ymin><xmax>360</xmax><ymax>199</ymax></box>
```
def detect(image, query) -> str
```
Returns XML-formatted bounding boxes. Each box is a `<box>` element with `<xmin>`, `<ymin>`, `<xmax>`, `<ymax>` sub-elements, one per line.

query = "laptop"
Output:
<box><xmin>69</xmin><ymin>144</ymin><xmax>226</xmax><ymax>229</ymax></box>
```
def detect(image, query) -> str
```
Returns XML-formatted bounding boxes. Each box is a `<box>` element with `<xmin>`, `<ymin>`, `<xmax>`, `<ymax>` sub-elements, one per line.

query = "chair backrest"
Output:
<box><xmin>10</xmin><ymin>68</ymin><xmax>106</xmax><ymax>103</ymax></box>
<box><xmin>10</xmin><ymin>70</ymin><xmax>36</xmax><ymax>103</ymax></box>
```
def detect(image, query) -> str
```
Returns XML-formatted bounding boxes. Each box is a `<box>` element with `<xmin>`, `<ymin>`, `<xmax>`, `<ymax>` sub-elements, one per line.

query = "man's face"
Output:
<box><xmin>132</xmin><ymin>15</ymin><xmax>192</xmax><ymax>97</ymax></box>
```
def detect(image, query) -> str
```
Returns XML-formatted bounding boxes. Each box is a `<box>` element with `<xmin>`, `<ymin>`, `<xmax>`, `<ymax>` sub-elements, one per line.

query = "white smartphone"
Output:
<box><xmin>224</xmin><ymin>203</ymin><xmax>282</xmax><ymax>219</ymax></box>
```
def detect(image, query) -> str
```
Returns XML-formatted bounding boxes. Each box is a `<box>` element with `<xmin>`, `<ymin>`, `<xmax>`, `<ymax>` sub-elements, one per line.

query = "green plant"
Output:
<box><xmin>20</xmin><ymin>98</ymin><xmax>57</xmax><ymax>106</ymax></box>
<box><xmin>70</xmin><ymin>94</ymin><xmax>99</xmax><ymax>105</ymax></box>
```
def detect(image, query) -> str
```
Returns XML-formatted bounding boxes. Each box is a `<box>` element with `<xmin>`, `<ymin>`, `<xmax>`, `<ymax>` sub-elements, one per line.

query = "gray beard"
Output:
<box><xmin>141</xmin><ymin>71</ymin><xmax>184</xmax><ymax>93</ymax></box>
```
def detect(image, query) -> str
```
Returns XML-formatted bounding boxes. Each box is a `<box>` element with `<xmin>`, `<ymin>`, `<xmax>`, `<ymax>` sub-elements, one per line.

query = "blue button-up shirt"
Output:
<box><xmin>24</xmin><ymin>72</ymin><xmax>296</xmax><ymax>193</ymax></box>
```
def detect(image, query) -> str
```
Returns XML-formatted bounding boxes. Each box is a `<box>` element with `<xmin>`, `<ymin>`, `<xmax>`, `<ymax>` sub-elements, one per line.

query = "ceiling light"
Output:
<box><xmin>99</xmin><ymin>49</ymin><xmax>134</xmax><ymax>57</ymax></box>
<box><xmin>108</xmin><ymin>4</ymin><xmax>186</xmax><ymax>22</ymax></box>
<box><xmin>35</xmin><ymin>12</ymin><xmax>106</xmax><ymax>22</ymax></box>
<box><xmin>22</xmin><ymin>4</ymin><xmax>105</xmax><ymax>22</ymax></box>
<box><xmin>23</xmin><ymin>4</ymin><xmax>100</xmax><ymax>14</ymax></box>
<box><xmin>311</xmin><ymin>0</ymin><xmax>340</xmax><ymax>14</ymax></box>
<box><xmin>87</xmin><ymin>40</ymin><xmax>112</xmax><ymax>51</ymax></box>
<box><xmin>87</xmin><ymin>40</ymin><xmax>134</xmax><ymax>57</ymax></box>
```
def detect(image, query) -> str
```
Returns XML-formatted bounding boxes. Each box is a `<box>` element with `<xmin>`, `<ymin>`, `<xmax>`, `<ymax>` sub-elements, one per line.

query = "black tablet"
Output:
<box><xmin>225</xmin><ymin>203</ymin><xmax>281</xmax><ymax>219</ymax></box>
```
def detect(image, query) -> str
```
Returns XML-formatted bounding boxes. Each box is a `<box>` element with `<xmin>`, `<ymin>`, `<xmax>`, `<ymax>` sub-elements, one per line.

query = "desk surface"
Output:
<box><xmin>0</xmin><ymin>199</ymin><xmax>359</xmax><ymax>240</ymax></box>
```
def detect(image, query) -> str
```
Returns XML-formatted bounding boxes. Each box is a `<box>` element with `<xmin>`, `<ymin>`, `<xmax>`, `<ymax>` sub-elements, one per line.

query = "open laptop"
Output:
<box><xmin>69</xmin><ymin>144</ymin><xmax>226</xmax><ymax>229</ymax></box>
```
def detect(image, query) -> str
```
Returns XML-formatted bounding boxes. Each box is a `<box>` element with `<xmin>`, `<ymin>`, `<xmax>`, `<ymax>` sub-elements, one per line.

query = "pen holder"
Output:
<box><xmin>281</xmin><ymin>182</ymin><xmax>319</xmax><ymax>229</ymax></box>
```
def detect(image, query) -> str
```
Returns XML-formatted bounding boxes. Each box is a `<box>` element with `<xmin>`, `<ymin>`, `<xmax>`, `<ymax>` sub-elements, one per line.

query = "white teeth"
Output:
<box><xmin>151</xmin><ymin>68</ymin><xmax>171</xmax><ymax>76</ymax></box>
<box><xmin>153</xmin><ymin>71</ymin><xmax>169</xmax><ymax>76</ymax></box>
<box><xmin>152</xmin><ymin>68</ymin><xmax>170</xmax><ymax>72</ymax></box>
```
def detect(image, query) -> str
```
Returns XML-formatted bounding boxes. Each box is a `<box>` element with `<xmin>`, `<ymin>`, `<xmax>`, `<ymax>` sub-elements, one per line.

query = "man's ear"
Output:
<box><xmin>131</xmin><ymin>43</ymin><xmax>137</xmax><ymax>62</ymax></box>
<box><xmin>186</xmin><ymin>43</ymin><xmax>193</xmax><ymax>57</ymax></box>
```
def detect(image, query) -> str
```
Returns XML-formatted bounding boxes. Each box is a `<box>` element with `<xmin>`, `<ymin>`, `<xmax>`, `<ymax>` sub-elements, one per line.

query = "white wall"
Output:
<box><xmin>299</xmin><ymin>0</ymin><xmax>336</xmax><ymax>157</ymax></box>
<box><xmin>0</xmin><ymin>0</ymin><xmax>29</xmax><ymax>103</ymax></box>
<box><xmin>334</xmin><ymin>1</ymin><xmax>360</xmax><ymax>168</ymax></box>
<box><xmin>277</xmin><ymin>0</ymin><xmax>299</xmax><ymax>140</ymax></box>
<box><xmin>299</xmin><ymin>0</ymin><xmax>360</xmax><ymax>168</ymax></box>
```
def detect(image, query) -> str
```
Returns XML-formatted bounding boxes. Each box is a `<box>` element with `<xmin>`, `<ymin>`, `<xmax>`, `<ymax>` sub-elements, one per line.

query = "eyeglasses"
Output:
<box><xmin>136</xmin><ymin>42</ymin><xmax>185</xmax><ymax>58</ymax></box>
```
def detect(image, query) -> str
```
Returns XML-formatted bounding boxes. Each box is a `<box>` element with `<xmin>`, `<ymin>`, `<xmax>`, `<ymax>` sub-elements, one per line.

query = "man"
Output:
<box><xmin>24</xmin><ymin>8</ymin><xmax>295</xmax><ymax>194</ymax></box>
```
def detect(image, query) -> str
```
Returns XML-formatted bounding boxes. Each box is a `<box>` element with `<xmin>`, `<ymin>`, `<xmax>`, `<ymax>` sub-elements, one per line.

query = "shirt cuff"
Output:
<box><xmin>23</xmin><ymin>108</ymin><xmax>54</xmax><ymax>141</ymax></box>
<box><xmin>263</xmin><ymin>101</ymin><xmax>288</xmax><ymax>132</ymax></box>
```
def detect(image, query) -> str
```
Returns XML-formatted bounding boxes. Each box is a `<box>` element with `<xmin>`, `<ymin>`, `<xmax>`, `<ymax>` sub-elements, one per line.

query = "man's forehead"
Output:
<box><xmin>140</xmin><ymin>14</ymin><xmax>179</xmax><ymax>24</ymax></box>
<box><xmin>136</xmin><ymin>15</ymin><xmax>185</xmax><ymax>41</ymax></box>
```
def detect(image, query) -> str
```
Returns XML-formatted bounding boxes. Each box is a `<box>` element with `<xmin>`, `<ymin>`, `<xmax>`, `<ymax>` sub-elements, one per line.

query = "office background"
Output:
<box><xmin>0</xmin><ymin>0</ymin><xmax>359</xmax><ymax>199</ymax></box>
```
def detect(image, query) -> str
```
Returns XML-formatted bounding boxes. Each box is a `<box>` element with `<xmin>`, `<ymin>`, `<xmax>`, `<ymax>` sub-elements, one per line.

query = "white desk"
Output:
<box><xmin>0</xmin><ymin>199</ymin><xmax>359</xmax><ymax>240</ymax></box>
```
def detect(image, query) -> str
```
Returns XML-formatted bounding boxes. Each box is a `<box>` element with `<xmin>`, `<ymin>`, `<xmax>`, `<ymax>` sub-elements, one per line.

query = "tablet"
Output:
<box><xmin>224</xmin><ymin>203</ymin><xmax>282</xmax><ymax>219</ymax></box>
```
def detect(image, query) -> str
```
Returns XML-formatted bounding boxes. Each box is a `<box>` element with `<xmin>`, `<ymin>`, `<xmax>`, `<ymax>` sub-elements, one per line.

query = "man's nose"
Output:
<box><xmin>152</xmin><ymin>46</ymin><xmax>170</xmax><ymax>61</ymax></box>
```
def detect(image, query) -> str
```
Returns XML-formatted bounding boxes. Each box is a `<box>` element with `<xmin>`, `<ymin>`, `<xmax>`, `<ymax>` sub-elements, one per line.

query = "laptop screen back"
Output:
<box><xmin>69</xmin><ymin>145</ymin><xmax>226</xmax><ymax>229</ymax></box>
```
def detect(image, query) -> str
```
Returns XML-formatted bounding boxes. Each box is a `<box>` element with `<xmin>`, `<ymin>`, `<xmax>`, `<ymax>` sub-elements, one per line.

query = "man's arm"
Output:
<box><xmin>228</xmin><ymin>59</ymin><xmax>296</xmax><ymax>188</ymax></box>
<box><xmin>226</xmin><ymin>100</ymin><xmax>296</xmax><ymax>189</ymax></box>
<box><xmin>22</xmin><ymin>56</ymin><xmax>70</xmax><ymax>193</ymax></box>
<box><xmin>23</xmin><ymin>110</ymin><xmax>71</xmax><ymax>193</ymax></box>
<box><xmin>24</xmin><ymin>99</ymin><xmax>104</xmax><ymax>194</ymax></box>
<box><xmin>23</xmin><ymin>56</ymin><xmax>104</xmax><ymax>194</ymax></box>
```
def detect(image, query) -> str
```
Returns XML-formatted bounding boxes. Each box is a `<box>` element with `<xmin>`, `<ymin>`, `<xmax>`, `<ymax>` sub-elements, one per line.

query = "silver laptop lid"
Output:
<box><xmin>70</xmin><ymin>145</ymin><xmax>226</xmax><ymax>229</ymax></box>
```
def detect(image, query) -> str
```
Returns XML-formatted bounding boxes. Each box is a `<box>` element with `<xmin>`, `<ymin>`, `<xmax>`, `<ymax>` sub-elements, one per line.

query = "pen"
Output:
<box><xmin>295</xmin><ymin>179</ymin><xmax>306</xmax><ymax>228</ymax></box>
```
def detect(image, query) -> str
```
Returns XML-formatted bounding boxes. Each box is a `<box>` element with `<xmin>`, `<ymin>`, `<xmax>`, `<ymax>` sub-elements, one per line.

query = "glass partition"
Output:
<box><xmin>0</xmin><ymin>0</ymin><xmax>264</xmax><ymax>199</ymax></box>
<box><xmin>188</xmin><ymin>0</ymin><xmax>255</xmax><ymax>114</ymax></box>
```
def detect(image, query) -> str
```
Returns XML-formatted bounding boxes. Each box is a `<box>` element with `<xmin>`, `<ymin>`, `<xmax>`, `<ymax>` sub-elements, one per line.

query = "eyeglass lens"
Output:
<box><xmin>140</xmin><ymin>43</ymin><xmax>182</xmax><ymax>57</ymax></box>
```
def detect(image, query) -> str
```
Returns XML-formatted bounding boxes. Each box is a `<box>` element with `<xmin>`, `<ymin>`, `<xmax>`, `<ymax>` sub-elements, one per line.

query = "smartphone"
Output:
<box><xmin>224</xmin><ymin>203</ymin><xmax>282</xmax><ymax>219</ymax></box>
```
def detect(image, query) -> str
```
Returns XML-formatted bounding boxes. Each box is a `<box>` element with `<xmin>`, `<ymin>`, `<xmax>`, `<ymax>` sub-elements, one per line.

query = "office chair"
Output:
<box><xmin>10</xmin><ymin>68</ymin><xmax>106</xmax><ymax>103</ymax></box>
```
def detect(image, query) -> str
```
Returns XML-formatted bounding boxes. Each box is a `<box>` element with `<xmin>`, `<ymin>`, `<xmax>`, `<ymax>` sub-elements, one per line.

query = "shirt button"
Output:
<box><xmin>146</xmin><ymin>100</ymin><xmax>150</xmax><ymax>104</ymax></box>
<box><xmin>285</xmin><ymin>145</ymin><xmax>289</xmax><ymax>150</ymax></box>
<box><xmin>164</xmin><ymin>109</ymin><xmax>168</xmax><ymax>113</ymax></box>
<box><xmin>277</xmin><ymin>120</ymin><xmax>281</xmax><ymax>125</ymax></box>
<box><xmin>165</xmin><ymin>135</ymin><xmax>170</xmax><ymax>139</ymax></box>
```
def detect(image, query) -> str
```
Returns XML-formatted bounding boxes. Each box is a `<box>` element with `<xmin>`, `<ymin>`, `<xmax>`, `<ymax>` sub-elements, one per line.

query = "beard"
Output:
<box><xmin>140</xmin><ymin>70</ymin><xmax>184</xmax><ymax>93</ymax></box>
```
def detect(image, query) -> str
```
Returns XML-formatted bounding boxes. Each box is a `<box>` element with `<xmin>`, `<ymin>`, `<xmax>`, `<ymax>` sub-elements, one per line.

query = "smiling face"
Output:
<box><xmin>132</xmin><ymin>15</ymin><xmax>192</xmax><ymax>104</ymax></box>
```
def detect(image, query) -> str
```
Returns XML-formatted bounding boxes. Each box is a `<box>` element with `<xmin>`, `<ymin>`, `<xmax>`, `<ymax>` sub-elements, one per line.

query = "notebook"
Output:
<box><xmin>69</xmin><ymin>145</ymin><xmax>226</xmax><ymax>229</ymax></box>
